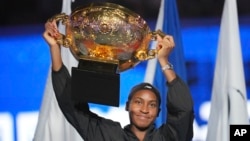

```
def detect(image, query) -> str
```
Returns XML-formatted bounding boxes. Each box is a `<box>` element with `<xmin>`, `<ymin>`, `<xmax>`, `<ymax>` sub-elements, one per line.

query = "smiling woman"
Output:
<box><xmin>0</xmin><ymin>18</ymin><xmax>250</xmax><ymax>141</ymax></box>
<box><xmin>0</xmin><ymin>0</ymin><xmax>250</xmax><ymax>140</ymax></box>
<box><xmin>127</xmin><ymin>87</ymin><xmax>159</xmax><ymax>131</ymax></box>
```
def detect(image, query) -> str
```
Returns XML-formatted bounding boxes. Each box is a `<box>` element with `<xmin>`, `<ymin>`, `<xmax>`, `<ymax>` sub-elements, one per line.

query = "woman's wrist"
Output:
<box><xmin>161</xmin><ymin>62</ymin><xmax>174</xmax><ymax>71</ymax></box>
<box><xmin>158</xmin><ymin>57</ymin><xmax>169</xmax><ymax>67</ymax></box>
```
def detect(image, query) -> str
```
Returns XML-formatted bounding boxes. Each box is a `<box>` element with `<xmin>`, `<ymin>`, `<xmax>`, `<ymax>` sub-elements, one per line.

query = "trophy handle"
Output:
<box><xmin>48</xmin><ymin>13</ymin><xmax>71</xmax><ymax>47</ymax></box>
<box><xmin>150</xmin><ymin>29</ymin><xmax>166</xmax><ymax>40</ymax></box>
<box><xmin>135</xmin><ymin>29</ymin><xmax>166</xmax><ymax>61</ymax></box>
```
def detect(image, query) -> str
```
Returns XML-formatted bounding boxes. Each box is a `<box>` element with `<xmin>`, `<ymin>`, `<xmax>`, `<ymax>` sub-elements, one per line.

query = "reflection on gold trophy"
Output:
<box><xmin>49</xmin><ymin>2</ymin><xmax>165</xmax><ymax>72</ymax></box>
<box><xmin>49</xmin><ymin>2</ymin><xmax>166</xmax><ymax>106</ymax></box>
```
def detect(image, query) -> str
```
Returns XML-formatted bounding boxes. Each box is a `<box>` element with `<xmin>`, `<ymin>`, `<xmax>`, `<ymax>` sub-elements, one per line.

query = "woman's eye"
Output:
<box><xmin>135</xmin><ymin>100</ymin><xmax>142</xmax><ymax>104</ymax></box>
<box><xmin>149</xmin><ymin>103</ymin><xmax>156</xmax><ymax>108</ymax></box>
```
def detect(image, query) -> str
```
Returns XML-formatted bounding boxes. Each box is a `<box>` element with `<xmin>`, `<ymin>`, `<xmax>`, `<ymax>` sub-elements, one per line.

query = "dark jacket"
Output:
<box><xmin>52</xmin><ymin>65</ymin><xmax>194</xmax><ymax>141</ymax></box>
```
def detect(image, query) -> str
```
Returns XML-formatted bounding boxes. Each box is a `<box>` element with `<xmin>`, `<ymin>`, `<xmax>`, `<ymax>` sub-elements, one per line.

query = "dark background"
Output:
<box><xmin>1</xmin><ymin>0</ymin><xmax>250</xmax><ymax>26</ymax></box>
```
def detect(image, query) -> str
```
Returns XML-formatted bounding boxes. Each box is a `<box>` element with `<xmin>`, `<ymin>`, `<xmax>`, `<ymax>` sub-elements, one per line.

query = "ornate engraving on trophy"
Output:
<box><xmin>49</xmin><ymin>2</ymin><xmax>166</xmax><ymax>72</ymax></box>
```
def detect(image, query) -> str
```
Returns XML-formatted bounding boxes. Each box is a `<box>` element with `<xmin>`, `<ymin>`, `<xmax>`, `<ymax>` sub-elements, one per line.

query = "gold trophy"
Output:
<box><xmin>49</xmin><ymin>2</ymin><xmax>165</xmax><ymax>106</ymax></box>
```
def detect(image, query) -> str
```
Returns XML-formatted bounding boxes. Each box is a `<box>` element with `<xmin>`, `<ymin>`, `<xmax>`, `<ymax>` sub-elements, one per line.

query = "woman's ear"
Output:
<box><xmin>125</xmin><ymin>101</ymin><xmax>129</xmax><ymax>111</ymax></box>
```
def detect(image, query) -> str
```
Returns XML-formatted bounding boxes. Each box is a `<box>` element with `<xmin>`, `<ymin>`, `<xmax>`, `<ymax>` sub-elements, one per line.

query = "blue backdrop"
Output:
<box><xmin>0</xmin><ymin>19</ymin><xmax>249</xmax><ymax>141</ymax></box>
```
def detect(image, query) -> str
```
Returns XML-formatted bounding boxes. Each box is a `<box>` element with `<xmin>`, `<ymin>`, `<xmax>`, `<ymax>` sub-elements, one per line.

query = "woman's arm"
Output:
<box><xmin>43</xmin><ymin>19</ymin><xmax>62</xmax><ymax>71</ymax></box>
<box><xmin>156</xmin><ymin>35</ymin><xmax>194</xmax><ymax>141</ymax></box>
<box><xmin>43</xmin><ymin>19</ymin><xmax>89</xmax><ymax>138</ymax></box>
<box><xmin>43</xmin><ymin>20</ymin><xmax>123</xmax><ymax>140</ymax></box>
<box><xmin>156</xmin><ymin>34</ymin><xmax>176</xmax><ymax>82</ymax></box>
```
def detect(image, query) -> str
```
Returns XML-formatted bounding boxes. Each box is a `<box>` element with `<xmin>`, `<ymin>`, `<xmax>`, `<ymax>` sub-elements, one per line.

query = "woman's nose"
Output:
<box><xmin>140</xmin><ymin>104</ymin><xmax>149</xmax><ymax>113</ymax></box>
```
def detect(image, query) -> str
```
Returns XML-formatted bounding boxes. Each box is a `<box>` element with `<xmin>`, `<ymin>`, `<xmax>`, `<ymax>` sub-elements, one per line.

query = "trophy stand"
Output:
<box><xmin>71</xmin><ymin>59</ymin><xmax>120</xmax><ymax>107</ymax></box>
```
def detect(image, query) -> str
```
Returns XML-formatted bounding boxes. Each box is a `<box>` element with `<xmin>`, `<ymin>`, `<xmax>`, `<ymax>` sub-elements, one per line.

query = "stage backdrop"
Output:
<box><xmin>0</xmin><ymin>19</ymin><xmax>250</xmax><ymax>141</ymax></box>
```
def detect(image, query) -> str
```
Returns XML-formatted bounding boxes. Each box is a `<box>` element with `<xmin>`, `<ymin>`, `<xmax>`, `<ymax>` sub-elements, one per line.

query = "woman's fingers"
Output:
<box><xmin>162</xmin><ymin>35</ymin><xmax>175</xmax><ymax>47</ymax></box>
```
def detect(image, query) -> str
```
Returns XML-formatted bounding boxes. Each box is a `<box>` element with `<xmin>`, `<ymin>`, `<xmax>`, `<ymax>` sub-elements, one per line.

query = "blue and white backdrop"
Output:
<box><xmin>0</xmin><ymin>0</ymin><xmax>250</xmax><ymax>141</ymax></box>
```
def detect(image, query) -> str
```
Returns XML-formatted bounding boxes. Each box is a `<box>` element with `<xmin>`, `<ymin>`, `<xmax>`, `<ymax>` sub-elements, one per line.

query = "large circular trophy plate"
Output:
<box><xmin>49</xmin><ymin>2</ymin><xmax>165</xmax><ymax>106</ymax></box>
<box><xmin>51</xmin><ymin>2</ymin><xmax>165</xmax><ymax>72</ymax></box>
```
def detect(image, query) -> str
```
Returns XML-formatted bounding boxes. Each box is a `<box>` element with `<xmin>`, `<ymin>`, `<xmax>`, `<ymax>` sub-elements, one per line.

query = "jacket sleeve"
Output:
<box><xmin>51</xmin><ymin>65</ymin><xmax>122</xmax><ymax>140</ymax></box>
<box><xmin>51</xmin><ymin>64</ymin><xmax>90</xmax><ymax>138</ymax></box>
<box><xmin>160</xmin><ymin>76</ymin><xmax>194</xmax><ymax>141</ymax></box>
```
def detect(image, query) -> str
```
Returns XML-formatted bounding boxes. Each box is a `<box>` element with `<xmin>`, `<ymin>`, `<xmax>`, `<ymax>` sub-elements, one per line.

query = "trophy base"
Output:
<box><xmin>71</xmin><ymin>59</ymin><xmax>120</xmax><ymax>107</ymax></box>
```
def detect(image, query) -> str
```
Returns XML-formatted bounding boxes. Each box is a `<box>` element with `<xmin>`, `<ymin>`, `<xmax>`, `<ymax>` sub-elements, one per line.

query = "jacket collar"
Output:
<box><xmin>123</xmin><ymin>124</ymin><xmax>156</xmax><ymax>140</ymax></box>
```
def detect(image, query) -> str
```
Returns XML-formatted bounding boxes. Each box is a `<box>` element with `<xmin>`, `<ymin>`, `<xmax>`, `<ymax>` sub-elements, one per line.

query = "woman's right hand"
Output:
<box><xmin>43</xmin><ymin>20</ymin><xmax>59</xmax><ymax>48</ymax></box>
<box><xmin>43</xmin><ymin>19</ymin><xmax>63</xmax><ymax>71</ymax></box>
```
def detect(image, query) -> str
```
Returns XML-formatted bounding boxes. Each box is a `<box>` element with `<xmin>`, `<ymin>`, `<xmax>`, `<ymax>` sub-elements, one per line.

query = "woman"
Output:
<box><xmin>43</xmin><ymin>19</ymin><xmax>194</xmax><ymax>141</ymax></box>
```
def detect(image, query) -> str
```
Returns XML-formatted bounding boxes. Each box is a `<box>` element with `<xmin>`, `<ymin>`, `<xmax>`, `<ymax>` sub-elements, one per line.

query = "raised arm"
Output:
<box><xmin>156</xmin><ymin>34</ymin><xmax>176</xmax><ymax>82</ymax></box>
<box><xmin>156</xmin><ymin>35</ymin><xmax>194</xmax><ymax>141</ymax></box>
<box><xmin>42</xmin><ymin>20</ymin><xmax>124</xmax><ymax>140</ymax></box>
<box><xmin>43</xmin><ymin>19</ymin><xmax>63</xmax><ymax>71</ymax></box>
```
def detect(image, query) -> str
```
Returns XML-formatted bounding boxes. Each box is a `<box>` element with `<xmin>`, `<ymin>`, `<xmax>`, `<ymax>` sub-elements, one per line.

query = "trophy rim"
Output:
<box><xmin>62</xmin><ymin>2</ymin><xmax>154</xmax><ymax>72</ymax></box>
<box><xmin>72</xmin><ymin>2</ymin><xmax>144</xmax><ymax>20</ymax></box>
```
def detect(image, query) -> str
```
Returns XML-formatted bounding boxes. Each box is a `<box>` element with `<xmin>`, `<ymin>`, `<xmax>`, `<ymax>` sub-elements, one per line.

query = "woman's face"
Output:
<box><xmin>127</xmin><ymin>89</ymin><xmax>159</xmax><ymax>130</ymax></box>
